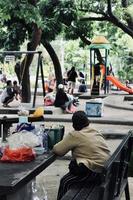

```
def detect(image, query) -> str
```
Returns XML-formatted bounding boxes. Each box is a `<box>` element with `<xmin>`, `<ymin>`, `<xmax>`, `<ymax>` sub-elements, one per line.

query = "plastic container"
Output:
<box><xmin>43</xmin><ymin>130</ymin><xmax>48</xmax><ymax>152</ymax></box>
<box><xmin>85</xmin><ymin>100</ymin><xmax>103</xmax><ymax>117</ymax></box>
<box><xmin>0</xmin><ymin>140</ymin><xmax>9</xmax><ymax>153</ymax></box>
<box><xmin>38</xmin><ymin>124</ymin><xmax>45</xmax><ymax>148</ymax></box>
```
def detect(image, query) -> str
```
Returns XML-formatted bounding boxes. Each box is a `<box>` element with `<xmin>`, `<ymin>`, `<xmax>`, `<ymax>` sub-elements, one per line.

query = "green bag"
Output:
<box><xmin>46</xmin><ymin>126</ymin><xmax>64</xmax><ymax>150</ymax></box>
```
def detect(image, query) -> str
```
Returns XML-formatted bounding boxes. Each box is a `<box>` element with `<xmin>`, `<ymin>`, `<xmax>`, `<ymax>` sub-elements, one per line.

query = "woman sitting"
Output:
<box><xmin>54</xmin><ymin>84</ymin><xmax>73</xmax><ymax>113</ymax></box>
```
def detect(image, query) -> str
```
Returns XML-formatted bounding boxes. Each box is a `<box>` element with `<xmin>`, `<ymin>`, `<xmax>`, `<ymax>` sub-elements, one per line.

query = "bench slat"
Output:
<box><xmin>74</xmin><ymin>182</ymin><xmax>96</xmax><ymax>199</ymax></box>
<box><xmin>61</xmin><ymin>186</ymin><xmax>81</xmax><ymax>200</ymax></box>
<box><xmin>86</xmin><ymin>186</ymin><xmax>100</xmax><ymax>200</ymax></box>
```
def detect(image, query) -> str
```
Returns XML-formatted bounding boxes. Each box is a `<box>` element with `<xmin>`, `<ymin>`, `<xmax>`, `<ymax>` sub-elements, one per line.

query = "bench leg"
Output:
<box><xmin>125</xmin><ymin>182</ymin><xmax>130</xmax><ymax>200</ymax></box>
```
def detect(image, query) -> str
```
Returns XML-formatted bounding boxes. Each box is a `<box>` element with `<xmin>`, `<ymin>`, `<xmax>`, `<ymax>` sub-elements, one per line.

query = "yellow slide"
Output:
<box><xmin>107</xmin><ymin>75</ymin><xmax>133</xmax><ymax>94</ymax></box>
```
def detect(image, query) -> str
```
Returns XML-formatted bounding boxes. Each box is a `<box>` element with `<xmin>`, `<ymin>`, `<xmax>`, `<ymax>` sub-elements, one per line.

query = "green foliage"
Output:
<box><xmin>117</xmin><ymin>69</ymin><xmax>126</xmax><ymax>80</ymax></box>
<box><xmin>64</xmin><ymin>39</ymin><xmax>88</xmax><ymax>70</ymax></box>
<box><xmin>55</xmin><ymin>0</ymin><xmax>77</xmax><ymax>26</ymax></box>
<box><xmin>125</xmin><ymin>5</ymin><xmax>133</xmax><ymax>20</ymax></box>
<box><xmin>64</xmin><ymin>20</ymin><xmax>93</xmax><ymax>41</ymax></box>
<box><xmin>0</xmin><ymin>0</ymin><xmax>132</xmax><ymax>81</ymax></box>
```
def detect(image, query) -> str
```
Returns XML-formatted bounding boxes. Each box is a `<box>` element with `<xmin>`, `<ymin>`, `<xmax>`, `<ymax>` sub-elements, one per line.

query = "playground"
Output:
<box><xmin>89</xmin><ymin>36</ymin><xmax>133</xmax><ymax>96</ymax></box>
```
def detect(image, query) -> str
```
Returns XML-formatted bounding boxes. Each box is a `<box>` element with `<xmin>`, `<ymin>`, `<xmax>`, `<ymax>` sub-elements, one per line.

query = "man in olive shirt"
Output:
<box><xmin>53</xmin><ymin>111</ymin><xmax>110</xmax><ymax>200</ymax></box>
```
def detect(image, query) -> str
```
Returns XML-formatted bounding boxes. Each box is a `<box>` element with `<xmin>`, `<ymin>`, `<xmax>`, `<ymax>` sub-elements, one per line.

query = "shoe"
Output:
<box><xmin>3</xmin><ymin>104</ymin><xmax>10</xmax><ymax>107</ymax></box>
<box><xmin>65</xmin><ymin>108</ymin><xmax>73</xmax><ymax>114</ymax></box>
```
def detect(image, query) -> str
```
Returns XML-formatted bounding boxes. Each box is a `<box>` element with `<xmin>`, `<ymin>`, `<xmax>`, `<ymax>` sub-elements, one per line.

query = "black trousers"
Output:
<box><xmin>57</xmin><ymin>160</ymin><xmax>100</xmax><ymax>200</ymax></box>
<box><xmin>3</xmin><ymin>95</ymin><xmax>14</xmax><ymax>104</ymax></box>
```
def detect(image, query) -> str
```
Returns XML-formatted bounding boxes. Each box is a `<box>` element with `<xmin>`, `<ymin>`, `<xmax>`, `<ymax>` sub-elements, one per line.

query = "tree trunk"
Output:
<box><xmin>42</xmin><ymin>40</ymin><xmax>63</xmax><ymax>86</ymax></box>
<box><xmin>20</xmin><ymin>24</ymin><xmax>42</xmax><ymax>103</ymax></box>
<box><xmin>15</xmin><ymin>0</ymin><xmax>42</xmax><ymax>103</ymax></box>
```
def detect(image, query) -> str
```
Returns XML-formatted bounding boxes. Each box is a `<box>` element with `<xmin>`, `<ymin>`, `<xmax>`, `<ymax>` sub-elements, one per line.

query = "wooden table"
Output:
<box><xmin>0</xmin><ymin>152</ymin><xmax>56</xmax><ymax>199</ymax></box>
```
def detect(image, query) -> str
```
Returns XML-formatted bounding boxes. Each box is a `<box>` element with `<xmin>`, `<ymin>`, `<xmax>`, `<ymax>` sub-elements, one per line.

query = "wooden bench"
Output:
<box><xmin>61</xmin><ymin>131</ymin><xmax>133</xmax><ymax>200</ymax></box>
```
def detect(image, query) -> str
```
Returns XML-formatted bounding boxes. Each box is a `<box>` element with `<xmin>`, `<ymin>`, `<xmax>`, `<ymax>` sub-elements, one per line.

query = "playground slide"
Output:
<box><xmin>107</xmin><ymin>75</ymin><xmax>133</xmax><ymax>94</ymax></box>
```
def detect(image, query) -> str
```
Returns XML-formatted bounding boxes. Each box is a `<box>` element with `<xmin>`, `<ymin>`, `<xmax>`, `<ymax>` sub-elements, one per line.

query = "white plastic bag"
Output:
<box><xmin>8</xmin><ymin>131</ymin><xmax>40</xmax><ymax>149</ymax></box>
<box><xmin>32</xmin><ymin>179</ymin><xmax>48</xmax><ymax>200</ymax></box>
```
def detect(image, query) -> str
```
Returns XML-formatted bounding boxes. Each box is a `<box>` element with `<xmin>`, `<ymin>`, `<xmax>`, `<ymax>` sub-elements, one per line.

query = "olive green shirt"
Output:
<box><xmin>53</xmin><ymin>126</ymin><xmax>110</xmax><ymax>172</ymax></box>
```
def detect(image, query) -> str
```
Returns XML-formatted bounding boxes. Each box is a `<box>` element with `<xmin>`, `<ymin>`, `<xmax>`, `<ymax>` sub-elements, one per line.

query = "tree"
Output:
<box><xmin>0</xmin><ymin>0</ymin><xmax>65</xmax><ymax>102</ymax></box>
<box><xmin>75</xmin><ymin>0</ymin><xmax>133</xmax><ymax>38</ymax></box>
<box><xmin>0</xmin><ymin>0</ymin><xmax>43</xmax><ymax>102</ymax></box>
<box><xmin>62</xmin><ymin>0</ymin><xmax>133</xmax><ymax>79</ymax></box>
<box><xmin>0</xmin><ymin>0</ymin><xmax>133</xmax><ymax>103</ymax></box>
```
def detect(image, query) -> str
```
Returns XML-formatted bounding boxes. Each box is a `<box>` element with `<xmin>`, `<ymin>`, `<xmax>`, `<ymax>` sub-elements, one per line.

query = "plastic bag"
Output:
<box><xmin>46</xmin><ymin>125</ymin><xmax>64</xmax><ymax>150</ymax></box>
<box><xmin>8</xmin><ymin>130</ymin><xmax>40</xmax><ymax>149</ymax></box>
<box><xmin>0</xmin><ymin>146</ymin><xmax>36</xmax><ymax>162</ymax></box>
<box><xmin>44</xmin><ymin>92</ymin><xmax>55</xmax><ymax>106</ymax></box>
<box><xmin>32</xmin><ymin>179</ymin><xmax>48</xmax><ymax>200</ymax></box>
<box><xmin>16</xmin><ymin>123</ymin><xmax>35</xmax><ymax>132</ymax></box>
<box><xmin>18</xmin><ymin>105</ymin><xmax>29</xmax><ymax>116</ymax></box>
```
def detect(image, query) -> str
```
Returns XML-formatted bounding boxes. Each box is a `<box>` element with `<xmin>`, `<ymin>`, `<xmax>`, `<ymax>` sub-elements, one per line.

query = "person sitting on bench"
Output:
<box><xmin>54</xmin><ymin>84</ymin><xmax>73</xmax><ymax>113</ymax></box>
<box><xmin>53</xmin><ymin>111</ymin><xmax>110</xmax><ymax>200</ymax></box>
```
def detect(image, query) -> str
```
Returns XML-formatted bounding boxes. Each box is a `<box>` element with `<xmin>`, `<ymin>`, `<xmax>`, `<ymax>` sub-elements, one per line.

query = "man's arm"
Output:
<box><xmin>53</xmin><ymin>133</ymin><xmax>77</xmax><ymax>156</ymax></box>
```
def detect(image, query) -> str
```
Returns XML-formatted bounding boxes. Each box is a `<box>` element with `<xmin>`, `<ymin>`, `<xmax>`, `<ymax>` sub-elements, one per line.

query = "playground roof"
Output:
<box><xmin>89</xmin><ymin>35</ymin><xmax>111</xmax><ymax>49</ymax></box>
<box><xmin>88</xmin><ymin>43</ymin><xmax>111</xmax><ymax>49</ymax></box>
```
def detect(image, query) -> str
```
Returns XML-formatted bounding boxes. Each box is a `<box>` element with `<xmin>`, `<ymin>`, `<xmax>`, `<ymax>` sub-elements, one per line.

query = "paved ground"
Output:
<box><xmin>0</xmin><ymin>91</ymin><xmax>133</xmax><ymax>199</ymax></box>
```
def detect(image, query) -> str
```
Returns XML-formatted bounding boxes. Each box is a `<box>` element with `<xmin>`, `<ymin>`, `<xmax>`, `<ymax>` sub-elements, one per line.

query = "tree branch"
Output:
<box><xmin>80</xmin><ymin>16</ymin><xmax>108</xmax><ymax>21</ymax></box>
<box><xmin>121</xmin><ymin>0</ymin><xmax>129</xmax><ymax>7</ymax></box>
<box><xmin>106</xmin><ymin>0</ymin><xmax>133</xmax><ymax>37</ymax></box>
<box><xmin>107</xmin><ymin>0</ymin><xmax>112</xmax><ymax>14</ymax></box>
<box><xmin>78</xmin><ymin>34</ymin><xmax>103</xmax><ymax>62</ymax></box>
<box><xmin>28</xmin><ymin>0</ymin><xmax>37</xmax><ymax>6</ymax></box>
<box><xmin>78</xmin><ymin>34</ymin><xmax>91</xmax><ymax>45</ymax></box>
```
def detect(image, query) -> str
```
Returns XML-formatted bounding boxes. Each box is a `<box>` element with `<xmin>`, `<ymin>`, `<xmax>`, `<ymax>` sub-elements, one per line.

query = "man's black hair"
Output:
<box><xmin>72</xmin><ymin>111</ymin><xmax>90</xmax><ymax>131</ymax></box>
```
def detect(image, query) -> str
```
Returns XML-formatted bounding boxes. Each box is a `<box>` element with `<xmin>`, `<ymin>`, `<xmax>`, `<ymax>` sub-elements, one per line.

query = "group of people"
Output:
<box><xmin>1</xmin><ymin>80</ymin><xmax>21</xmax><ymax>107</ymax></box>
<box><xmin>44</xmin><ymin>66</ymin><xmax>87</xmax><ymax>113</ymax></box>
<box><xmin>63</xmin><ymin>67</ymin><xmax>87</xmax><ymax>94</ymax></box>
